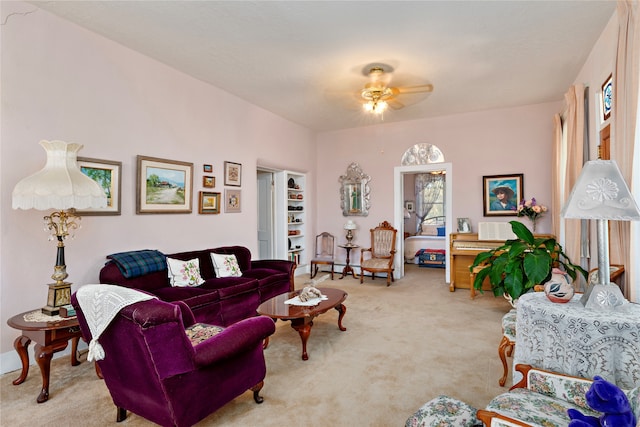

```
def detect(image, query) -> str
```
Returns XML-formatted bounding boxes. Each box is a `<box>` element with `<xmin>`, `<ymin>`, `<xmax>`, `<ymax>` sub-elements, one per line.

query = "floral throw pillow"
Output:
<box><xmin>210</xmin><ymin>253</ymin><xmax>242</xmax><ymax>277</ymax></box>
<box><xmin>167</xmin><ymin>257</ymin><xmax>205</xmax><ymax>287</ymax></box>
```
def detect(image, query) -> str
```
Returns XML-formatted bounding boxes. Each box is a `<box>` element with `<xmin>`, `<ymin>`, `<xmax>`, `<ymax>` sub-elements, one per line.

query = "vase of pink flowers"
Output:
<box><xmin>516</xmin><ymin>197</ymin><xmax>547</xmax><ymax>232</ymax></box>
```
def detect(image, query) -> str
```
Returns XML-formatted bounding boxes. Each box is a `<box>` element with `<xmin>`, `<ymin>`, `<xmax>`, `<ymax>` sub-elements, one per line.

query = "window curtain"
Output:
<box><xmin>611</xmin><ymin>0</ymin><xmax>639</xmax><ymax>299</ymax></box>
<box><xmin>415</xmin><ymin>173</ymin><xmax>444</xmax><ymax>233</ymax></box>
<box><xmin>552</xmin><ymin>114</ymin><xmax>563</xmax><ymax>238</ymax></box>
<box><xmin>561</xmin><ymin>84</ymin><xmax>585</xmax><ymax>266</ymax></box>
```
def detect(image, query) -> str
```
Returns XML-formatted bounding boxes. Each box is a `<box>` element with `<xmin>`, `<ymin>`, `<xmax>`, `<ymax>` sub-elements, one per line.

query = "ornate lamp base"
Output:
<box><xmin>583</xmin><ymin>283</ymin><xmax>627</xmax><ymax>311</ymax></box>
<box><xmin>42</xmin><ymin>282</ymin><xmax>72</xmax><ymax>316</ymax></box>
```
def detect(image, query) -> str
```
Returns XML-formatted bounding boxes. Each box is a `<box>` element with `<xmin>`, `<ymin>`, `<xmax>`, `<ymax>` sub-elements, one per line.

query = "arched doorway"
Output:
<box><xmin>393</xmin><ymin>144</ymin><xmax>452</xmax><ymax>282</ymax></box>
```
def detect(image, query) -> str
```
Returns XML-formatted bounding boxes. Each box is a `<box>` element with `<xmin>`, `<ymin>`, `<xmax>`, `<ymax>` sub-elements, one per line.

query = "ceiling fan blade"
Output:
<box><xmin>387</xmin><ymin>98</ymin><xmax>405</xmax><ymax>110</ymax></box>
<box><xmin>395</xmin><ymin>84</ymin><xmax>434</xmax><ymax>94</ymax></box>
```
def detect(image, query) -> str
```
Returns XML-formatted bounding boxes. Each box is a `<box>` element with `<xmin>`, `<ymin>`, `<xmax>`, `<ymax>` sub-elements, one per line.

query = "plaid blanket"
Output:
<box><xmin>107</xmin><ymin>250</ymin><xmax>167</xmax><ymax>279</ymax></box>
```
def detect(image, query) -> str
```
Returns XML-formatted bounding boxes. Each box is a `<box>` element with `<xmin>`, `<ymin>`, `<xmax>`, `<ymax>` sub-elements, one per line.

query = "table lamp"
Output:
<box><xmin>344</xmin><ymin>220</ymin><xmax>357</xmax><ymax>245</ymax></box>
<box><xmin>561</xmin><ymin>159</ymin><xmax>640</xmax><ymax>310</ymax></box>
<box><xmin>12</xmin><ymin>140</ymin><xmax>107</xmax><ymax>315</ymax></box>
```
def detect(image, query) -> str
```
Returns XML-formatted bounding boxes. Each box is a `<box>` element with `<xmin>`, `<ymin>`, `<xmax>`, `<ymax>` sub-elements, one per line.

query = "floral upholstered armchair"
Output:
<box><xmin>477</xmin><ymin>364</ymin><xmax>640</xmax><ymax>427</ymax></box>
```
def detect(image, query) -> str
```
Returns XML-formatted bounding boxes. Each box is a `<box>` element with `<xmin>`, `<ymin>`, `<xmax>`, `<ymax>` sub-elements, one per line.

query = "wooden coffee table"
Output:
<box><xmin>257</xmin><ymin>287</ymin><xmax>347</xmax><ymax>360</ymax></box>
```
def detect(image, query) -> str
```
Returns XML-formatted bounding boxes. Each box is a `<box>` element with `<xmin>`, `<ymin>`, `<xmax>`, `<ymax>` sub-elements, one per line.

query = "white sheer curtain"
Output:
<box><xmin>612</xmin><ymin>0</ymin><xmax>640</xmax><ymax>300</ymax></box>
<box><xmin>414</xmin><ymin>173</ymin><xmax>444</xmax><ymax>234</ymax></box>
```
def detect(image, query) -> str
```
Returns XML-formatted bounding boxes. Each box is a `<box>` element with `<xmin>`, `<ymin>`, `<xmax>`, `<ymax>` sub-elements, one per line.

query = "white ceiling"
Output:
<box><xmin>31</xmin><ymin>1</ymin><xmax>616</xmax><ymax>132</ymax></box>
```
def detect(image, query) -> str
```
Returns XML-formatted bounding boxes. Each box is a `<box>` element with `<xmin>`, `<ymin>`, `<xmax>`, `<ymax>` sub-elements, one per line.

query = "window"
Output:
<box><xmin>415</xmin><ymin>172</ymin><xmax>445</xmax><ymax>234</ymax></box>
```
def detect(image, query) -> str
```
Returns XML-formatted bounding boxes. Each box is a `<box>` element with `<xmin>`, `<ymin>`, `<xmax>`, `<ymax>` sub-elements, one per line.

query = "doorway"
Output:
<box><xmin>394</xmin><ymin>163</ymin><xmax>453</xmax><ymax>282</ymax></box>
<box><xmin>256</xmin><ymin>169</ymin><xmax>275</xmax><ymax>259</ymax></box>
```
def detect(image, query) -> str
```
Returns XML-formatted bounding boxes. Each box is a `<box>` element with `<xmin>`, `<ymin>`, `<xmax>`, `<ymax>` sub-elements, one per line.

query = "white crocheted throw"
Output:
<box><xmin>75</xmin><ymin>284</ymin><xmax>156</xmax><ymax>362</ymax></box>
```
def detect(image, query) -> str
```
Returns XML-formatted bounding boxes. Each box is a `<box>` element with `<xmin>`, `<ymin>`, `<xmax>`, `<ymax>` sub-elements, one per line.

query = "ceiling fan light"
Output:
<box><xmin>363</xmin><ymin>100</ymin><xmax>387</xmax><ymax>115</ymax></box>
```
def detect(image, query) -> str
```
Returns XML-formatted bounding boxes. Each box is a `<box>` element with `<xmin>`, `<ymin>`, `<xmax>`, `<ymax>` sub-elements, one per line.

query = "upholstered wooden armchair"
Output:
<box><xmin>360</xmin><ymin>221</ymin><xmax>397</xmax><ymax>286</ymax></box>
<box><xmin>477</xmin><ymin>364</ymin><xmax>640</xmax><ymax>426</ymax></box>
<box><xmin>310</xmin><ymin>232</ymin><xmax>335</xmax><ymax>280</ymax></box>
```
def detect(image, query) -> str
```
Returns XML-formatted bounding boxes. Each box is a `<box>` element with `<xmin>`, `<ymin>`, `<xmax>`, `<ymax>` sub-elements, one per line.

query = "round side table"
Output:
<box><xmin>7</xmin><ymin>310</ymin><xmax>82</xmax><ymax>403</ymax></box>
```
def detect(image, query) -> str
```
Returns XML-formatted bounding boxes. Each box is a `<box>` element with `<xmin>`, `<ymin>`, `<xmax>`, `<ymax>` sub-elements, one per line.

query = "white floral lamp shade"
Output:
<box><xmin>561</xmin><ymin>160</ymin><xmax>640</xmax><ymax>221</ymax></box>
<box><xmin>561</xmin><ymin>159</ymin><xmax>640</xmax><ymax>310</ymax></box>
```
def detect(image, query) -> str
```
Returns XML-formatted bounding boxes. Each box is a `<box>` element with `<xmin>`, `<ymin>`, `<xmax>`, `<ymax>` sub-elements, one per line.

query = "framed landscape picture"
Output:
<box><xmin>225</xmin><ymin>189</ymin><xmax>241</xmax><ymax>213</ymax></box>
<box><xmin>198</xmin><ymin>191</ymin><xmax>221</xmax><ymax>214</ymax></box>
<box><xmin>203</xmin><ymin>176</ymin><xmax>215</xmax><ymax>188</ymax></box>
<box><xmin>482</xmin><ymin>174</ymin><xmax>523</xmax><ymax>217</ymax></box>
<box><xmin>136</xmin><ymin>155</ymin><xmax>193</xmax><ymax>214</ymax></box>
<box><xmin>224</xmin><ymin>161</ymin><xmax>242</xmax><ymax>187</ymax></box>
<box><xmin>76</xmin><ymin>157</ymin><xmax>122</xmax><ymax>215</ymax></box>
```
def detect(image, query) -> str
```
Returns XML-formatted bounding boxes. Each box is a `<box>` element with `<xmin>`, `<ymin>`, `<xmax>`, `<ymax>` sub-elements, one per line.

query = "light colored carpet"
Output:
<box><xmin>0</xmin><ymin>265</ymin><xmax>513</xmax><ymax>426</ymax></box>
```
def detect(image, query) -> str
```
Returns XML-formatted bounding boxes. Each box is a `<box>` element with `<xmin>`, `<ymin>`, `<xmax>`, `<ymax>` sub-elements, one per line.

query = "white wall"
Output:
<box><xmin>0</xmin><ymin>2</ymin><xmax>314</xmax><ymax>370</ymax></box>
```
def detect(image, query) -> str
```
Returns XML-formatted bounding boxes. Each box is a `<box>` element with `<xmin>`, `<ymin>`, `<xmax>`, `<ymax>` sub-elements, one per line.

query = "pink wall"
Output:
<box><xmin>0</xmin><ymin>2</ymin><xmax>624</xmax><ymax>371</ymax></box>
<box><xmin>315</xmin><ymin>102</ymin><xmax>562</xmax><ymax>252</ymax></box>
<box><xmin>0</xmin><ymin>3</ymin><xmax>314</xmax><ymax>365</ymax></box>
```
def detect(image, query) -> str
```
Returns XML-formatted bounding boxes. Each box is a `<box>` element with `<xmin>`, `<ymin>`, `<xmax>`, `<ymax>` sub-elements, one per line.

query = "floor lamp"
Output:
<box><xmin>12</xmin><ymin>140</ymin><xmax>106</xmax><ymax>315</ymax></box>
<box><xmin>561</xmin><ymin>159</ymin><xmax>640</xmax><ymax>310</ymax></box>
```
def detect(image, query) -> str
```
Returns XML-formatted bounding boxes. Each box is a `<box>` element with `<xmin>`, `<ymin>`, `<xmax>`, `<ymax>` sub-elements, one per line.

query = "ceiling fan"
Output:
<box><xmin>360</xmin><ymin>65</ymin><xmax>433</xmax><ymax>114</ymax></box>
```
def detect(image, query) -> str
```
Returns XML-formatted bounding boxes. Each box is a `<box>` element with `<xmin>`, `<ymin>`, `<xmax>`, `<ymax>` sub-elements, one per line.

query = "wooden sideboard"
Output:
<box><xmin>449</xmin><ymin>232</ymin><xmax>555</xmax><ymax>293</ymax></box>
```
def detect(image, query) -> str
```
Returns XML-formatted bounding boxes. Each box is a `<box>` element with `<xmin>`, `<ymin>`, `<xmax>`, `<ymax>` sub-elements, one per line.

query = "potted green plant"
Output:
<box><xmin>470</xmin><ymin>221</ymin><xmax>587</xmax><ymax>304</ymax></box>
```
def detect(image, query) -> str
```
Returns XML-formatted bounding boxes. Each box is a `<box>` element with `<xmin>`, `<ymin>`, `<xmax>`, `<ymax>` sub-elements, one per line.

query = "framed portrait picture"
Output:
<box><xmin>224</xmin><ymin>161</ymin><xmax>242</xmax><ymax>187</ymax></box>
<box><xmin>225</xmin><ymin>189</ymin><xmax>241</xmax><ymax>213</ymax></box>
<box><xmin>136</xmin><ymin>155</ymin><xmax>193</xmax><ymax>214</ymax></box>
<box><xmin>203</xmin><ymin>164</ymin><xmax>213</xmax><ymax>173</ymax></box>
<box><xmin>76</xmin><ymin>157</ymin><xmax>122</xmax><ymax>215</ymax></box>
<box><xmin>483</xmin><ymin>174</ymin><xmax>523</xmax><ymax>217</ymax></box>
<box><xmin>203</xmin><ymin>176</ymin><xmax>215</xmax><ymax>188</ymax></box>
<box><xmin>198</xmin><ymin>191</ymin><xmax>221</xmax><ymax>214</ymax></box>
<box><xmin>457</xmin><ymin>218</ymin><xmax>471</xmax><ymax>233</ymax></box>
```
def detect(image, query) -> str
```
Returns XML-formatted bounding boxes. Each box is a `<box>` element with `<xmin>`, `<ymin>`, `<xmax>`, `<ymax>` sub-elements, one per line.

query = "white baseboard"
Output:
<box><xmin>0</xmin><ymin>341</ymin><xmax>88</xmax><ymax>376</ymax></box>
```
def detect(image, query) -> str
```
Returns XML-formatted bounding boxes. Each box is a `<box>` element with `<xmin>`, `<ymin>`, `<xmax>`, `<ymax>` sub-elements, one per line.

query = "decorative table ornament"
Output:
<box><xmin>543</xmin><ymin>268</ymin><xmax>574</xmax><ymax>303</ymax></box>
<box><xmin>298</xmin><ymin>286</ymin><xmax>323</xmax><ymax>302</ymax></box>
<box><xmin>284</xmin><ymin>286</ymin><xmax>328</xmax><ymax>307</ymax></box>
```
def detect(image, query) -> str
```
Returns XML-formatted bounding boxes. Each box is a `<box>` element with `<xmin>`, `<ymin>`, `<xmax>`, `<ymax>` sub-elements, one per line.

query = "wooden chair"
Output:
<box><xmin>310</xmin><ymin>232</ymin><xmax>335</xmax><ymax>280</ymax></box>
<box><xmin>360</xmin><ymin>221</ymin><xmax>397</xmax><ymax>286</ymax></box>
<box><xmin>588</xmin><ymin>264</ymin><xmax>624</xmax><ymax>293</ymax></box>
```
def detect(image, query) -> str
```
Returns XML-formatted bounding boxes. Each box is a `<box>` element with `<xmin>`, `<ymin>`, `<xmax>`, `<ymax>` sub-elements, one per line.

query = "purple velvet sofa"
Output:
<box><xmin>99</xmin><ymin>246</ymin><xmax>295</xmax><ymax>326</ymax></box>
<box><xmin>71</xmin><ymin>294</ymin><xmax>276</xmax><ymax>426</ymax></box>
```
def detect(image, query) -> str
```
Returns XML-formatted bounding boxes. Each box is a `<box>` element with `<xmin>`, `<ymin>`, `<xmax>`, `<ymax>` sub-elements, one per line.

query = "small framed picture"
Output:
<box><xmin>457</xmin><ymin>218</ymin><xmax>472</xmax><ymax>233</ymax></box>
<box><xmin>601</xmin><ymin>73</ymin><xmax>612</xmax><ymax>121</ymax></box>
<box><xmin>198</xmin><ymin>191</ymin><xmax>220</xmax><ymax>214</ymax></box>
<box><xmin>136</xmin><ymin>155</ymin><xmax>193</xmax><ymax>214</ymax></box>
<box><xmin>203</xmin><ymin>176</ymin><xmax>215</xmax><ymax>188</ymax></box>
<box><xmin>203</xmin><ymin>164</ymin><xmax>213</xmax><ymax>173</ymax></box>
<box><xmin>225</xmin><ymin>189</ymin><xmax>241</xmax><ymax>213</ymax></box>
<box><xmin>482</xmin><ymin>174</ymin><xmax>523</xmax><ymax>217</ymax></box>
<box><xmin>224</xmin><ymin>161</ymin><xmax>242</xmax><ymax>187</ymax></box>
<box><xmin>76</xmin><ymin>157</ymin><xmax>122</xmax><ymax>216</ymax></box>
<box><xmin>404</xmin><ymin>200</ymin><xmax>415</xmax><ymax>213</ymax></box>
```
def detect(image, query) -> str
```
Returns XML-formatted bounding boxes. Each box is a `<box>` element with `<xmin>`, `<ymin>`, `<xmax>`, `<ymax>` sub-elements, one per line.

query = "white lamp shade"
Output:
<box><xmin>344</xmin><ymin>220</ymin><xmax>357</xmax><ymax>230</ymax></box>
<box><xmin>561</xmin><ymin>159</ymin><xmax>640</xmax><ymax>220</ymax></box>
<box><xmin>12</xmin><ymin>140</ymin><xmax>107</xmax><ymax>210</ymax></box>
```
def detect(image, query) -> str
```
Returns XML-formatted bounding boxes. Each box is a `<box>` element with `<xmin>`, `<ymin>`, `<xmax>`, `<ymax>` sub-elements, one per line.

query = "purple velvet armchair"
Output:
<box><xmin>71</xmin><ymin>293</ymin><xmax>276</xmax><ymax>427</ymax></box>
